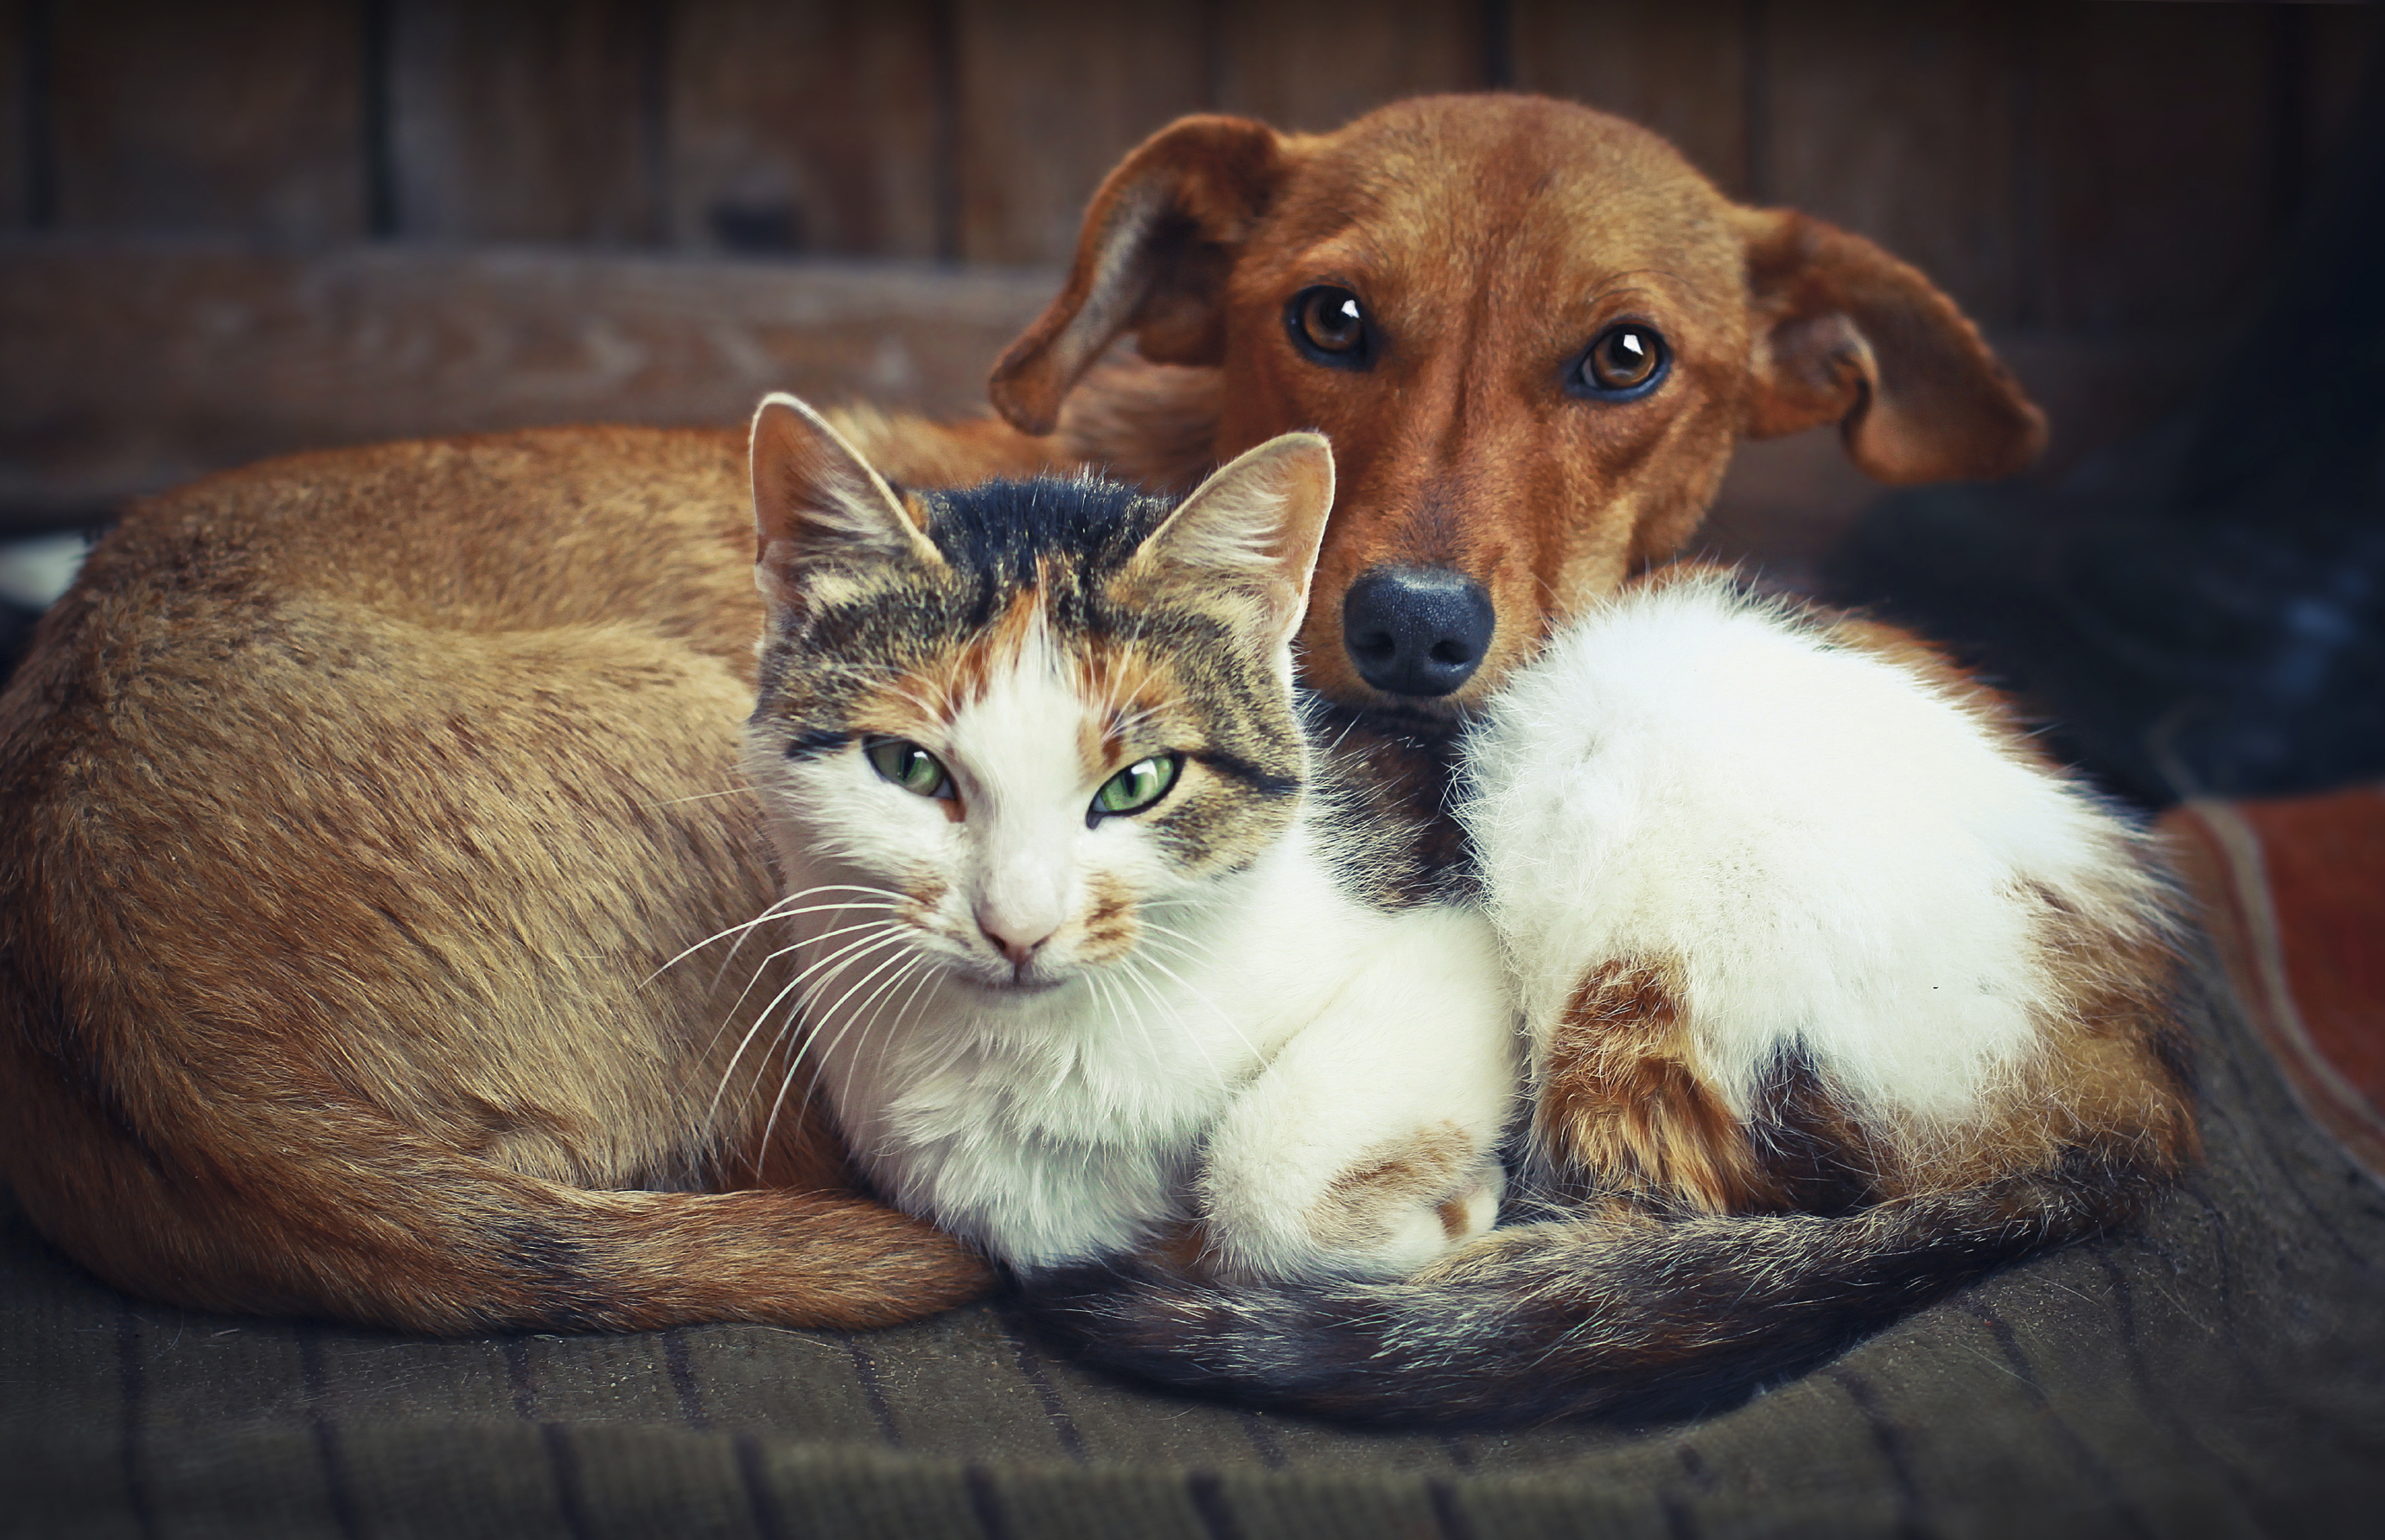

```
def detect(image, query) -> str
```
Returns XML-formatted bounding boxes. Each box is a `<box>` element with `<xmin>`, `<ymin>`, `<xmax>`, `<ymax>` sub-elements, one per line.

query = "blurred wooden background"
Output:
<box><xmin>3</xmin><ymin>0</ymin><xmax>2382</xmax><ymax>565</ymax></box>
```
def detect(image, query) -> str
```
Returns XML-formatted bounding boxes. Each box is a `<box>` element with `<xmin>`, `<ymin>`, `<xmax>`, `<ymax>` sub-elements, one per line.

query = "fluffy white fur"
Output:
<box><xmin>1461</xmin><ymin>574</ymin><xmax>2151</xmax><ymax>1132</ymax></box>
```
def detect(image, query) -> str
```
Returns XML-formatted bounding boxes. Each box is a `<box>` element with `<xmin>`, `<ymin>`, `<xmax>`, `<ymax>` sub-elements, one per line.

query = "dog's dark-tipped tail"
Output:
<box><xmin>1022</xmin><ymin>1150</ymin><xmax>2171</xmax><ymax>1429</ymax></box>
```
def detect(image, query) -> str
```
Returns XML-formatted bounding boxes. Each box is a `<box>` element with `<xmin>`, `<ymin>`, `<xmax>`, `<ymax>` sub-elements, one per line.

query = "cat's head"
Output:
<box><xmin>743</xmin><ymin>392</ymin><xmax>1336</xmax><ymax>999</ymax></box>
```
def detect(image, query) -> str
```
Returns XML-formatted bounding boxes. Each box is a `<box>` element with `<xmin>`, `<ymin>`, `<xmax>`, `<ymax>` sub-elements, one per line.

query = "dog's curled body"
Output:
<box><xmin>1024</xmin><ymin>574</ymin><xmax>2193</xmax><ymax>1423</ymax></box>
<box><xmin>0</xmin><ymin>412</ymin><xmax>1055</xmax><ymax>1333</ymax></box>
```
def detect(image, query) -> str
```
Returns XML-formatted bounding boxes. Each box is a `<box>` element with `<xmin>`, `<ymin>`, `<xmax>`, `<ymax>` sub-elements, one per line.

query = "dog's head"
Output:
<box><xmin>991</xmin><ymin>94</ymin><xmax>2043</xmax><ymax>725</ymax></box>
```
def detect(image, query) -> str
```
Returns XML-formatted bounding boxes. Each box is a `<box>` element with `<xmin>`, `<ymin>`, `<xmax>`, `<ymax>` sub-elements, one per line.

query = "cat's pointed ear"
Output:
<box><xmin>750</xmin><ymin>391</ymin><xmax>943</xmax><ymax>608</ymax></box>
<box><xmin>1120</xmin><ymin>432</ymin><xmax>1336</xmax><ymax>648</ymax></box>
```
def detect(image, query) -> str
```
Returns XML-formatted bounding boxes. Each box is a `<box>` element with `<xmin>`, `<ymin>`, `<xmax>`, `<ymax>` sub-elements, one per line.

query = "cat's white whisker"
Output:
<box><xmin>761</xmin><ymin>939</ymin><xmax>928</xmax><ymax>1161</ymax></box>
<box><xmin>862</xmin><ymin>955</ymin><xmax>949</xmax><ymax>1091</ymax></box>
<box><xmin>690</xmin><ymin>917</ymin><xmax>822</xmax><ymax>1105</ymax></box>
<box><xmin>696</xmin><ymin>891</ymin><xmax>901</xmax><ymax>991</ymax></box>
<box><xmin>1132</xmin><ymin>918</ymin><xmax>1232</xmax><ymax>966</ymax></box>
<box><xmin>693</xmin><ymin>913</ymin><xmax>896</xmax><ymax>1070</ymax></box>
<box><xmin>1113</xmin><ymin>952</ymin><xmax>1229</xmax><ymax>1089</ymax></box>
<box><xmin>719</xmin><ymin>928</ymin><xmax>912</xmax><ymax>1166</ymax></box>
<box><xmin>804</xmin><ymin>951</ymin><xmax>934</xmax><ymax>1124</ymax></box>
<box><xmin>708</xmin><ymin>895</ymin><xmax>903</xmax><ymax>1016</ymax></box>
<box><xmin>646</xmin><ymin>890</ymin><xmax>896</xmax><ymax>990</ymax></box>
<box><xmin>771</xmin><ymin>882</ymin><xmax>913</xmax><ymax>906</ymax></box>
<box><xmin>705</xmin><ymin>921</ymin><xmax>909</xmax><ymax>1145</ymax></box>
<box><xmin>702</xmin><ymin>896</ymin><xmax>798</xmax><ymax>999</ymax></box>
<box><xmin>1086</xmin><ymin>970</ymin><xmax>1153</xmax><ymax>1075</ymax></box>
<box><xmin>816</xmin><ymin>943</ymin><xmax>930</xmax><ymax>1072</ymax></box>
<box><xmin>688</xmin><ymin>881</ymin><xmax>903</xmax><ymax>995</ymax></box>
<box><xmin>1125</xmin><ymin>945</ymin><xmax>1259</xmax><ymax>1066</ymax></box>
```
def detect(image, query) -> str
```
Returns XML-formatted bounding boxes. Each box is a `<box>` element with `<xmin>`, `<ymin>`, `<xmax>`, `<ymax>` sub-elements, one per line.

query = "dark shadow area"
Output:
<box><xmin>1828</xmin><ymin>43</ymin><xmax>2385</xmax><ymax>810</ymax></box>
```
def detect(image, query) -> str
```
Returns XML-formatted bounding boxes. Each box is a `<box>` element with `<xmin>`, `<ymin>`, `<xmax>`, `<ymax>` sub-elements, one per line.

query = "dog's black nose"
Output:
<box><xmin>1341</xmin><ymin>566</ymin><xmax>1496</xmax><ymax>697</ymax></box>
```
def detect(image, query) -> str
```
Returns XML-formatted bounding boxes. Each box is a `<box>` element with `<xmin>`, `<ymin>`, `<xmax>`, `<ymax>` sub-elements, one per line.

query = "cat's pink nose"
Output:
<box><xmin>976</xmin><ymin>910</ymin><xmax>1055</xmax><ymax>974</ymax></box>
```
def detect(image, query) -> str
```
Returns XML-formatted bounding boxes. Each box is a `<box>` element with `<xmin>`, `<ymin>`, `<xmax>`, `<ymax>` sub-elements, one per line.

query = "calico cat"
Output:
<box><xmin>737</xmin><ymin>394</ymin><xmax>1518</xmax><ymax>1280</ymax></box>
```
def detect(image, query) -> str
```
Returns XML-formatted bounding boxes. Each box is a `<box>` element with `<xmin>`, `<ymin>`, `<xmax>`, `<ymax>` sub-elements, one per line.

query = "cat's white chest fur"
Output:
<box><xmin>834</xmin><ymin>995</ymin><xmax>1231</xmax><ymax>1266</ymax></box>
<box><xmin>803</xmin><ymin>837</ymin><xmax>1436</xmax><ymax>1270</ymax></box>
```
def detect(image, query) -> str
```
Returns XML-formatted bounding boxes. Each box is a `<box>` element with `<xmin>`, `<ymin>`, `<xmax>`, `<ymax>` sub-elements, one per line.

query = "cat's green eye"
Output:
<box><xmin>866</xmin><ymin>738</ymin><xmax>952</xmax><ymax>800</ymax></box>
<box><xmin>1091</xmin><ymin>754</ymin><xmax>1183</xmax><ymax>819</ymax></box>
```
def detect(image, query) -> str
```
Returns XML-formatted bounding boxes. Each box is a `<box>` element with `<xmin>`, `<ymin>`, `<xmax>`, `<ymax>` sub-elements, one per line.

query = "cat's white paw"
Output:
<box><xmin>1334</xmin><ymin>1155</ymin><xmax>1505</xmax><ymax>1279</ymax></box>
<box><xmin>1202</xmin><ymin>1124</ymin><xmax>1505</xmax><ymax>1282</ymax></box>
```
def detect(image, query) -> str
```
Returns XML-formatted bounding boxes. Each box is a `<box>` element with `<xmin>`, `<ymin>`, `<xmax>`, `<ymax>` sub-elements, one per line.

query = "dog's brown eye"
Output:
<box><xmin>1288</xmin><ymin>286</ymin><xmax>1370</xmax><ymax>368</ymax></box>
<box><xmin>1572</xmin><ymin>322</ymin><xmax>1669</xmax><ymax>399</ymax></box>
<box><xmin>1300</xmin><ymin>290</ymin><xmax>1364</xmax><ymax>352</ymax></box>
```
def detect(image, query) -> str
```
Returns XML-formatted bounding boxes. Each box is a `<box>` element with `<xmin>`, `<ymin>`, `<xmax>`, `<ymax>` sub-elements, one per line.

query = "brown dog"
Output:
<box><xmin>1002</xmin><ymin>95</ymin><xmax>2041</xmax><ymax>732</ymax></box>
<box><xmin>0</xmin><ymin>413</ymin><xmax>1044</xmax><ymax>1333</ymax></box>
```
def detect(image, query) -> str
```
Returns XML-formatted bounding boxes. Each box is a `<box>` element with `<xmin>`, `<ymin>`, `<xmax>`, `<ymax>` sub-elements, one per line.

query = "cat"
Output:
<box><xmin>735</xmin><ymin>394</ymin><xmax>1520</xmax><ymax>1281</ymax></box>
<box><xmin>1025</xmin><ymin>569</ymin><xmax>2195</xmax><ymax>1423</ymax></box>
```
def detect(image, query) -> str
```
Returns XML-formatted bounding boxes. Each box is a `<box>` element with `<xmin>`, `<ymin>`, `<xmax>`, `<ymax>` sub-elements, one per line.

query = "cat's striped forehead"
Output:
<box><xmin>754</xmin><ymin>472</ymin><xmax>1308</xmax><ymax>875</ymax></box>
<box><xmin>762</xmin><ymin>476</ymin><xmax>1293</xmax><ymax>764</ymax></box>
<box><xmin>912</xmin><ymin>474</ymin><xmax>1168</xmax><ymax>598</ymax></box>
<box><xmin>767</xmin><ymin>478</ymin><xmax>1192</xmax><ymax>725</ymax></box>
<box><xmin>843</xmin><ymin>587</ymin><xmax>1193</xmax><ymax>779</ymax></box>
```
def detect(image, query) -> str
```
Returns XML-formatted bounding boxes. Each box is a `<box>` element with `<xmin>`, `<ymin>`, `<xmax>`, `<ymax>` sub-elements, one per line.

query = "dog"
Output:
<box><xmin>0</xmin><ymin>413</ymin><xmax>1047</xmax><ymax>1333</ymax></box>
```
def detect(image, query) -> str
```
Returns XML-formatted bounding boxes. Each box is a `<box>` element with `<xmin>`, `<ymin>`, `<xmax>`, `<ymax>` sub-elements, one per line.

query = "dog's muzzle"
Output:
<box><xmin>1341</xmin><ymin>565</ymin><xmax>1496</xmax><ymax>697</ymax></box>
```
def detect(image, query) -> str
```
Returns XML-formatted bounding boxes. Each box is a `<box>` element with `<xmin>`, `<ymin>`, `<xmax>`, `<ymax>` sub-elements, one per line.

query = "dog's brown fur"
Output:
<box><xmin>0</xmin><ymin>416</ymin><xmax>1049</xmax><ymax>1332</ymax></box>
<box><xmin>1001</xmin><ymin>96</ymin><xmax>2042</xmax><ymax>721</ymax></box>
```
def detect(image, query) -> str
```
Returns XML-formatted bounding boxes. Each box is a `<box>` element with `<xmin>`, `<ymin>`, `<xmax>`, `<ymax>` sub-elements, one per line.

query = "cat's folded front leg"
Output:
<box><xmin>1192</xmin><ymin>906</ymin><xmax>1521</xmax><ymax>1282</ymax></box>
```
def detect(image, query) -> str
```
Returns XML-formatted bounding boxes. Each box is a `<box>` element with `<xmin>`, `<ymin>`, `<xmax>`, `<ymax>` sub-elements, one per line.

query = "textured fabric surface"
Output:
<box><xmin>2166</xmin><ymin>789</ymin><xmax>2385</xmax><ymax>1180</ymax></box>
<box><xmin>3</xmin><ymin>927</ymin><xmax>2382</xmax><ymax>1537</ymax></box>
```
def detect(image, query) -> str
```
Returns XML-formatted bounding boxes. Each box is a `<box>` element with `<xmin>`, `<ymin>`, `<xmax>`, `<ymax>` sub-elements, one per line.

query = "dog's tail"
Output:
<box><xmin>4</xmin><ymin>1080</ymin><xmax>991</xmax><ymax>1335</ymax></box>
<box><xmin>1022</xmin><ymin>1149</ymin><xmax>2168</xmax><ymax>1428</ymax></box>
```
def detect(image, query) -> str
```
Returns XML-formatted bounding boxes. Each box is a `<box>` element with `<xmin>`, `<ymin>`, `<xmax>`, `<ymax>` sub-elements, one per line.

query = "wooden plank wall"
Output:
<box><xmin>4</xmin><ymin>1</ymin><xmax>2379</xmax><ymax>332</ymax></box>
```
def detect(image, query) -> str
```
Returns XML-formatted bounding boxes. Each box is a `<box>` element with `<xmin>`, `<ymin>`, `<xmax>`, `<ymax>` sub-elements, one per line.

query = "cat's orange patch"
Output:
<box><xmin>863</xmin><ymin>589</ymin><xmax>1052</xmax><ymax>732</ymax></box>
<box><xmin>1538</xmin><ymin>959</ymin><xmax>1774</xmax><ymax>1215</ymax></box>
<box><xmin>1076</xmin><ymin>873</ymin><xmax>1140</xmax><ymax>964</ymax></box>
<box><xmin>896</xmin><ymin>880</ymin><xmax>948</xmax><ymax>927</ymax></box>
<box><xmin>1310</xmin><ymin>1121</ymin><xmax>1475</xmax><ymax>1251</ymax></box>
<box><xmin>1072</xmin><ymin>641</ymin><xmax>1182</xmax><ymax>778</ymax></box>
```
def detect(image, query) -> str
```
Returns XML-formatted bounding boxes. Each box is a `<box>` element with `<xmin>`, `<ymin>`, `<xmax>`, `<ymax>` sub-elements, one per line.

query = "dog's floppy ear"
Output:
<box><xmin>1738</xmin><ymin>209</ymin><xmax>2046</xmax><ymax>485</ymax></box>
<box><xmin>990</xmin><ymin>115</ymin><xmax>1289</xmax><ymax>436</ymax></box>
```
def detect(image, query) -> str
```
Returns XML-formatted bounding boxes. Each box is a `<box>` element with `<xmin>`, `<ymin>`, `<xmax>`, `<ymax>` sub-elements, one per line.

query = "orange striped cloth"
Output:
<box><xmin>2164</xmin><ymin>784</ymin><xmax>2385</xmax><ymax>1181</ymax></box>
